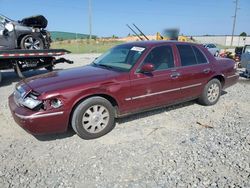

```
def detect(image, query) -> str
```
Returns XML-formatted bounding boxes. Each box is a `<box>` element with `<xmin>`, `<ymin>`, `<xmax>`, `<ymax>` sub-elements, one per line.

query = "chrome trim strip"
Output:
<box><xmin>15</xmin><ymin>111</ymin><xmax>64</xmax><ymax>120</ymax></box>
<box><xmin>181</xmin><ymin>83</ymin><xmax>202</xmax><ymax>90</ymax></box>
<box><xmin>125</xmin><ymin>98</ymin><xmax>132</xmax><ymax>101</ymax></box>
<box><xmin>227</xmin><ymin>74</ymin><xmax>238</xmax><ymax>79</ymax></box>
<box><xmin>132</xmin><ymin>88</ymin><xmax>180</xmax><ymax>100</ymax></box>
<box><xmin>125</xmin><ymin>83</ymin><xmax>202</xmax><ymax>101</ymax></box>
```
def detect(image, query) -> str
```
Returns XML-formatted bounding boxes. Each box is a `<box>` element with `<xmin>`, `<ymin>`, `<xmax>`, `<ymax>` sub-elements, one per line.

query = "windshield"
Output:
<box><xmin>92</xmin><ymin>45</ymin><xmax>146</xmax><ymax>71</ymax></box>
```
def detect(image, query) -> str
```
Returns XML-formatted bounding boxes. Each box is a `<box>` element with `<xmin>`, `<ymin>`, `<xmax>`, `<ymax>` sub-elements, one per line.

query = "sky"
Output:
<box><xmin>1</xmin><ymin>0</ymin><xmax>250</xmax><ymax>37</ymax></box>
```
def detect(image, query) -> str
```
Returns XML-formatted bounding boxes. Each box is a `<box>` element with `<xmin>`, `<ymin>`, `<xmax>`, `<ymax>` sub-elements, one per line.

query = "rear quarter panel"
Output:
<box><xmin>213</xmin><ymin>58</ymin><xmax>238</xmax><ymax>88</ymax></box>
<box><xmin>198</xmin><ymin>46</ymin><xmax>238</xmax><ymax>89</ymax></box>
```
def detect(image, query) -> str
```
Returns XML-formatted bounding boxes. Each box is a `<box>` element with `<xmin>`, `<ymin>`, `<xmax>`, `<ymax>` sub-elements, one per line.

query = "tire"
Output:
<box><xmin>71</xmin><ymin>97</ymin><xmax>115</xmax><ymax>139</ymax></box>
<box><xmin>198</xmin><ymin>79</ymin><xmax>221</xmax><ymax>106</ymax></box>
<box><xmin>20</xmin><ymin>35</ymin><xmax>44</xmax><ymax>50</ymax></box>
<box><xmin>215</xmin><ymin>51</ymin><xmax>219</xmax><ymax>57</ymax></box>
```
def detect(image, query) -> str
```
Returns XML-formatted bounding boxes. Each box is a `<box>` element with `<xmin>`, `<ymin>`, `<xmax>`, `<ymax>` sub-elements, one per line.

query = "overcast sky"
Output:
<box><xmin>1</xmin><ymin>0</ymin><xmax>250</xmax><ymax>37</ymax></box>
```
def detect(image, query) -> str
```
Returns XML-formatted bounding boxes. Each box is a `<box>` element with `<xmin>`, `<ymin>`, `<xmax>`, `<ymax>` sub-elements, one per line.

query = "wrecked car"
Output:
<box><xmin>9</xmin><ymin>41</ymin><xmax>238</xmax><ymax>139</ymax></box>
<box><xmin>0</xmin><ymin>14</ymin><xmax>51</xmax><ymax>50</ymax></box>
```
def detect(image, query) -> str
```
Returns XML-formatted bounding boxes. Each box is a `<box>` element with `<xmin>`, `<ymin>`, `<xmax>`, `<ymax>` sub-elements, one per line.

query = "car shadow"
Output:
<box><xmin>34</xmin><ymin>129</ymin><xmax>76</xmax><ymax>141</ymax></box>
<box><xmin>0</xmin><ymin>68</ymin><xmax>62</xmax><ymax>86</ymax></box>
<box><xmin>117</xmin><ymin>100</ymin><xmax>197</xmax><ymax>124</ymax></box>
<box><xmin>221</xmin><ymin>90</ymin><xmax>227</xmax><ymax>96</ymax></box>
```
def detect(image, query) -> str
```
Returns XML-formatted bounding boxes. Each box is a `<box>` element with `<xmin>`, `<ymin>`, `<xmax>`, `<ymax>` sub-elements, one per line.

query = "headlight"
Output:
<box><xmin>5</xmin><ymin>23</ymin><xmax>14</xmax><ymax>32</ymax></box>
<box><xmin>22</xmin><ymin>96</ymin><xmax>42</xmax><ymax>109</ymax></box>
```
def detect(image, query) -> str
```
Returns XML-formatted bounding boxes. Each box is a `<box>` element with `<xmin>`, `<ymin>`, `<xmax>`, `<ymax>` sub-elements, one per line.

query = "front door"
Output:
<box><xmin>127</xmin><ymin>45</ymin><xmax>182</xmax><ymax>113</ymax></box>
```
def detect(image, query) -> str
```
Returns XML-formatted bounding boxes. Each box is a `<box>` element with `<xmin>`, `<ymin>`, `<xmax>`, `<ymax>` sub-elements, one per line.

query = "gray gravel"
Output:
<box><xmin>0</xmin><ymin>54</ymin><xmax>250</xmax><ymax>187</ymax></box>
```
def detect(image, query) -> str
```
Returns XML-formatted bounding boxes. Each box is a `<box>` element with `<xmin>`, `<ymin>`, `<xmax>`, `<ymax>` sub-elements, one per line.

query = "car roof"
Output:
<box><xmin>118</xmin><ymin>40</ymin><xmax>201</xmax><ymax>48</ymax></box>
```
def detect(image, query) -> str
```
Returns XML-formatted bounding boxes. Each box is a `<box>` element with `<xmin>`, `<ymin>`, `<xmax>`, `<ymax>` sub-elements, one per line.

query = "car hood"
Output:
<box><xmin>21</xmin><ymin>65</ymin><xmax>121</xmax><ymax>95</ymax></box>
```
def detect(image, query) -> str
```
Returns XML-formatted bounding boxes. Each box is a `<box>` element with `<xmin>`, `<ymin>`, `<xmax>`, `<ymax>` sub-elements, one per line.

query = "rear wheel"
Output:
<box><xmin>20</xmin><ymin>35</ymin><xmax>44</xmax><ymax>50</ymax></box>
<box><xmin>198</xmin><ymin>79</ymin><xmax>221</xmax><ymax>106</ymax></box>
<box><xmin>71</xmin><ymin>97</ymin><xmax>115</xmax><ymax>139</ymax></box>
<box><xmin>0</xmin><ymin>71</ymin><xmax>2</xmax><ymax>84</ymax></box>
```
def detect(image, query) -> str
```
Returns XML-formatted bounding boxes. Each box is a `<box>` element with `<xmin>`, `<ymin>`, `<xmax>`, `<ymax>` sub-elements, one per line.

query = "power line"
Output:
<box><xmin>230</xmin><ymin>0</ymin><xmax>239</xmax><ymax>46</ymax></box>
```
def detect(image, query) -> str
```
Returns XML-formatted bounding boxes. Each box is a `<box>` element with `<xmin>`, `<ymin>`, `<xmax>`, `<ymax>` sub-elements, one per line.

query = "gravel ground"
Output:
<box><xmin>0</xmin><ymin>54</ymin><xmax>250</xmax><ymax>187</ymax></box>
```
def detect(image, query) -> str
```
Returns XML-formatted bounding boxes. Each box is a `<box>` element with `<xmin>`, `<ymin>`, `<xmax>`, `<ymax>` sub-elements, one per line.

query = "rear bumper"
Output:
<box><xmin>8</xmin><ymin>94</ymin><xmax>69</xmax><ymax>135</ymax></box>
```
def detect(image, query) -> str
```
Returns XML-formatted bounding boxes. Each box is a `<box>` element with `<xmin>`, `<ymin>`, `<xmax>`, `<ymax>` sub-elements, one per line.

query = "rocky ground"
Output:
<box><xmin>0</xmin><ymin>54</ymin><xmax>249</xmax><ymax>187</ymax></box>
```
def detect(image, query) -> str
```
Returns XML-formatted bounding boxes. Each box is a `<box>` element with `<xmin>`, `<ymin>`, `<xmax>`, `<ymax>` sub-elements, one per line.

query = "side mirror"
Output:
<box><xmin>140</xmin><ymin>63</ymin><xmax>155</xmax><ymax>73</ymax></box>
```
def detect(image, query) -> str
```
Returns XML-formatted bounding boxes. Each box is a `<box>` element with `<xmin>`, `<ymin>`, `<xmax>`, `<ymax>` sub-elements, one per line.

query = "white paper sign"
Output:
<box><xmin>131</xmin><ymin>46</ymin><xmax>145</xmax><ymax>52</ymax></box>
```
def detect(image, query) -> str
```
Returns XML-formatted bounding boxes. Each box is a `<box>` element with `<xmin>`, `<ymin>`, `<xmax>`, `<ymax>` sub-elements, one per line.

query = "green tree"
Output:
<box><xmin>240</xmin><ymin>32</ymin><xmax>247</xmax><ymax>37</ymax></box>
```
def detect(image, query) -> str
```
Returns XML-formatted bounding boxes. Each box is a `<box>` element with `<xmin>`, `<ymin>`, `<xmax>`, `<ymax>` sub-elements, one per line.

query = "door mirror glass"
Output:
<box><xmin>140</xmin><ymin>63</ymin><xmax>155</xmax><ymax>73</ymax></box>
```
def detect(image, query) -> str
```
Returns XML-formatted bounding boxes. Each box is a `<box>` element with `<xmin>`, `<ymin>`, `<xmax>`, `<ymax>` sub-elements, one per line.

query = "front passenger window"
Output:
<box><xmin>143</xmin><ymin>46</ymin><xmax>174</xmax><ymax>70</ymax></box>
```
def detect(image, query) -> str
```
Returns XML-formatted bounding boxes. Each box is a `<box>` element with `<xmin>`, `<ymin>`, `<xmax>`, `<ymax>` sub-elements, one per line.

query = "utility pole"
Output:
<box><xmin>88</xmin><ymin>0</ymin><xmax>92</xmax><ymax>40</ymax></box>
<box><xmin>230</xmin><ymin>0</ymin><xmax>239</xmax><ymax>46</ymax></box>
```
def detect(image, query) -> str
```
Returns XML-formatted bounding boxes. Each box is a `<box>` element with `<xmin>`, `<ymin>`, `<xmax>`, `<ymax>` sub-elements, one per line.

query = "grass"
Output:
<box><xmin>50</xmin><ymin>31</ymin><xmax>92</xmax><ymax>41</ymax></box>
<box><xmin>51</xmin><ymin>40</ymin><xmax>124</xmax><ymax>54</ymax></box>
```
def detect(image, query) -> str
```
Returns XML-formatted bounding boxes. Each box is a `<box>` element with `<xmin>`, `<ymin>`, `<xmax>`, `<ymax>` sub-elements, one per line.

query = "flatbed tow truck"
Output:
<box><xmin>0</xmin><ymin>49</ymin><xmax>73</xmax><ymax>83</ymax></box>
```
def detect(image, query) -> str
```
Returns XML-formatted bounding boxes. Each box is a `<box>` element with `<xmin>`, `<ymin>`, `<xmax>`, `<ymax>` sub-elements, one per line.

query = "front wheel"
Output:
<box><xmin>215</xmin><ymin>51</ymin><xmax>219</xmax><ymax>57</ymax></box>
<box><xmin>198</xmin><ymin>79</ymin><xmax>221</xmax><ymax>106</ymax></box>
<box><xmin>20</xmin><ymin>35</ymin><xmax>44</xmax><ymax>50</ymax></box>
<box><xmin>71</xmin><ymin>97</ymin><xmax>115</xmax><ymax>139</ymax></box>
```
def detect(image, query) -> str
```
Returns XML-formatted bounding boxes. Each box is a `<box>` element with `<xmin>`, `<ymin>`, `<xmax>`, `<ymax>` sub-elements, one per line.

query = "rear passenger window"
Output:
<box><xmin>193</xmin><ymin>46</ymin><xmax>207</xmax><ymax>64</ymax></box>
<box><xmin>177</xmin><ymin>45</ymin><xmax>197</xmax><ymax>66</ymax></box>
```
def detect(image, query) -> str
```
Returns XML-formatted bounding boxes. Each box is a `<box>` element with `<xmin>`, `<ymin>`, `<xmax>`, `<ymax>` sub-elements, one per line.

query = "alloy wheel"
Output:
<box><xmin>24</xmin><ymin>37</ymin><xmax>41</xmax><ymax>50</ymax></box>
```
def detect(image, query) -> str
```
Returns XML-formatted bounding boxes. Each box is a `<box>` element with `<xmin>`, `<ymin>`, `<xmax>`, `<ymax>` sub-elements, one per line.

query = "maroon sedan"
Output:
<box><xmin>9</xmin><ymin>41</ymin><xmax>238</xmax><ymax>139</ymax></box>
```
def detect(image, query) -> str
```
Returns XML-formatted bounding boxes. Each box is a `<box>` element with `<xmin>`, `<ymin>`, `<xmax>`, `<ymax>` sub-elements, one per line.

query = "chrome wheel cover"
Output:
<box><xmin>82</xmin><ymin>105</ymin><xmax>110</xmax><ymax>133</ymax></box>
<box><xmin>207</xmin><ymin>83</ymin><xmax>220</xmax><ymax>103</ymax></box>
<box><xmin>24</xmin><ymin>37</ymin><xmax>41</xmax><ymax>50</ymax></box>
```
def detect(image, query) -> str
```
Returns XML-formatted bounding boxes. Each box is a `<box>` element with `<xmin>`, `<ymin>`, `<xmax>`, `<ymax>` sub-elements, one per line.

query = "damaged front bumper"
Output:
<box><xmin>8</xmin><ymin>93</ymin><xmax>70</xmax><ymax>135</ymax></box>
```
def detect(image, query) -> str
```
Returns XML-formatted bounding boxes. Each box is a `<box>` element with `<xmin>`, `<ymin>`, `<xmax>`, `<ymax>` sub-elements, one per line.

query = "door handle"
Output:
<box><xmin>170</xmin><ymin>72</ymin><xmax>181</xmax><ymax>79</ymax></box>
<box><xmin>203</xmin><ymin>68</ymin><xmax>211</xmax><ymax>74</ymax></box>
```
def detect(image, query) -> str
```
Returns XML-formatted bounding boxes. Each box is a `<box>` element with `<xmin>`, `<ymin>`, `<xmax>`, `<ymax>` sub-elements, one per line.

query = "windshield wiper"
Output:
<box><xmin>93</xmin><ymin>63</ymin><xmax>114</xmax><ymax>70</ymax></box>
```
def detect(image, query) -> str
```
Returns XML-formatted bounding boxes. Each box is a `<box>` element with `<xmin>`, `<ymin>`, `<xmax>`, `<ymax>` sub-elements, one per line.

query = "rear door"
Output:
<box><xmin>127</xmin><ymin>44</ymin><xmax>182</xmax><ymax>112</ymax></box>
<box><xmin>175</xmin><ymin>44</ymin><xmax>214</xmax><ymax>99</ymax></box>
